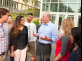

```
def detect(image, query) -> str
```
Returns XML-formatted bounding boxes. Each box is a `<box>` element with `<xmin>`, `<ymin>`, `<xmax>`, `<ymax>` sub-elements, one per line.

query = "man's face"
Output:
<box><xmin>2</xmin><ymin>13</ymin><xmax>9</xmax><ymax>22</ymax></box>
<box><xmin>7</xmin><ymin>16</ymin><xmax>12</xmax><ymax>24</ymax></box>
<box><xmin>27</xmin><ymin>15</ymin><xmax>33</xmax><ymax>22</ymax></box>
<box><xmin>42</xmin><ymin>14</ymin><xmax>48</xmax><ymax>24</ymax></box>
<box><xmin>41</xmin><ymin>18</ymin><xmax>44</xmax><ymax>24</ymax></box>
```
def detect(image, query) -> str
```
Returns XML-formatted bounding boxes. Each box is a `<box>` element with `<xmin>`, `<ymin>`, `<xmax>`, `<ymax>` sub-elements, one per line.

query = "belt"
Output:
<box><xmin>39</xmin><ymin>42</ymin><xmax>51</xmax><ymax>45</ymax></box>
<box><xmin>0</xmin><ymin>52</ymin><xmax>5</xmax><ymax>56</ymax></box>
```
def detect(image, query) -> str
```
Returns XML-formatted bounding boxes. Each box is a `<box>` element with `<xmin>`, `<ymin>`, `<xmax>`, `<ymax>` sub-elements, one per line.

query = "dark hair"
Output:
<box><xmin>13</xmin><ymin>15</ymin><xmax>24</xmax><ymax>37</ymax></box>
<box><xmin>0</xmin><ymin>8</ymin><xmax>9</xmax><ymax>18</ymax></box>
<box><xmin>69</xmin><ymin>27</ymin><xmax>81</xmax><ymax>53</ymax></box>
<box><xmin>8</xmin><ymin>15</ymin><xmax>12</xmax><ymax>17</ymax></box>
<box><xmin>27</xmin><ymin>13</ymin><xmax>33</xmax><ymax>16</ymax></box>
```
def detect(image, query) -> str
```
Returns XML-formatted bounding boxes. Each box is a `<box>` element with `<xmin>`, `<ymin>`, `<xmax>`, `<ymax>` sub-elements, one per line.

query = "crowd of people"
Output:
<box><xmin>0</xmin><ymin>8</ymin><xmax>81</xmax><ymax>61</ymax></box>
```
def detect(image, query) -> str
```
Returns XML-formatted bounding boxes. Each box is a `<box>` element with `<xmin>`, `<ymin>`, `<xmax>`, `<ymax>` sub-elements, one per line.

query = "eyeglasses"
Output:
<box><xmin>28</xmin><ymin>16</ymin><xmax>33</xmax><ymax>18</ymax></box>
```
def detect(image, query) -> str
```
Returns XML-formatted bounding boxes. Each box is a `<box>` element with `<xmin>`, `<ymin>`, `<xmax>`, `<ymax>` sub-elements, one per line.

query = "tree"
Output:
<box><xmin>23</xmin><ymin>0</ymin><xmax>38</xmax><ymax>16</ymax></box>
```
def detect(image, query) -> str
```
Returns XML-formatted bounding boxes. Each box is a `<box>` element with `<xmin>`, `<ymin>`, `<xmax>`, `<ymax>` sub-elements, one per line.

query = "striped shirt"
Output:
<box><xmin>0</xmin><ymin>23</ymin><xmax>8</xmax><ymax>54</ymax></box>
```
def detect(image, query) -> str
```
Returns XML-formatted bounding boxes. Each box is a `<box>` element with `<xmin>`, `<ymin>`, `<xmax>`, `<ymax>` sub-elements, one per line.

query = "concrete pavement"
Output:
<box><xmin>6</xmin><ymin>42</ymin><xmax>56</xmax><ymax>61</ymax></box>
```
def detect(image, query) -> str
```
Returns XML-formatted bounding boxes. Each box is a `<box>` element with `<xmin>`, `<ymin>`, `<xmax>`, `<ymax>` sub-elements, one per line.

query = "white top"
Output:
<box><xmin>24</xmin><ymin>22</ymin><xmax>37</xmax><ymax>42</ymax></box>
<box><xmin>57</xmin><ymin>27</ymin><xmax>64</xmax><ymax>38</ymax></box>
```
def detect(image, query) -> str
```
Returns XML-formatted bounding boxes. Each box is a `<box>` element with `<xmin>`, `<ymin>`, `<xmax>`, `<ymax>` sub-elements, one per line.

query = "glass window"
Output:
<box><xmin>58</xmin><ymin>15</ymin><xmax>65</xmax><ymax>30</ymax></box>
<box><xmin>68</xmin><ymin>3</ymin><xmax>77</xmax><ymax>13</ymax></box>
<box><xmin>50</xmin><ymin>3</ymin><xmax>58</xmax><ymax>12</ymax></box>
<box><xmin>21</xmin><ymin>4</ymin><xmax>23</xmax><ymax>10</ymax></box>
<box><xmin>77</xmin><ymin>3</ymin><xmax>81</xmax><ymax>13</ymax></box>
<box><xmin>78</xmin><ymin>0</ymin><xmax>81</xmax><ymax>2</ymax></box>
<box><xmin>51</xmin><ymin>0</ymin><xmax>58</xmax><ymax>2</ymax></box>
<box><xmin>42</xmin><ymin>3</ymin><xmax>50</xmax><ymax>11</ymax></box>
<box><xmin>78</xmin><ymin>16</ymin><xmax>81</xmax><ymax>27</ymax></box>
<box><xmin>0</xmin><ymin>0</ymin><xmax>2</xmax><ymax>4</ymax></box>
<box><xmin>68</xmin><ymin>0</ymin><xmax>77</xmax><ymax>2</ymax></box>
<box><xmin>51</xmin><ymin>14</ymin><xmax>56</xmax><ymax>24</ymax></box>
<box><xmin>43</xmin><ymin>0</ymin><xmax>50</xmax><ymax>2</ymax></box>
<box><xmin>59</xmin><ymin>0</ymin><xmax>67</xmax><ymax>2</ymax></box>
<box><xmin>68</xmin><ymin>15</ymin><xmax>74</xmax><ymax>20</ymax></box>
<box><xmin>59</xmin><ymin>3</ymin><xmax>67</xmax><ymax>12</ymax></box>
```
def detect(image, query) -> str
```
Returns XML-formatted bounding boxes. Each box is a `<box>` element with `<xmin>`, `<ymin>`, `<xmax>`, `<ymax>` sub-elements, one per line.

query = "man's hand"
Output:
<box><xmin>39</xmin><ymin>35</ymin><xmax>48</xmax><ymax>41</ymax></box>
<box><xmin>33</xmin><ymin>31</ymin><xmax>39</xmax><ymax>37</ymax></box>
<box><xmin>27</xmin><ymin>47</ymin><xmax>29</xmax><ymax>50</ymax></box>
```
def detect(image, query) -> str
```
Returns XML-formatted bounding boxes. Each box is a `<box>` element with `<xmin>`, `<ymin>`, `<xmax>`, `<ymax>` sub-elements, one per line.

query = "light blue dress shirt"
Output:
<box><xmin>38</xmin><ymin>21</ymin><xmax>58</xmax><ymax>44</ymax></box>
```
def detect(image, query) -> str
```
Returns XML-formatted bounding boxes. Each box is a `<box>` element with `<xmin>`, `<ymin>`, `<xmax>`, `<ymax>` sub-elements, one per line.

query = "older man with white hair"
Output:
<box><xmin>33</xmin><ymin>12</ymin><xmax>58</xmax><ymax>61</ymax></box>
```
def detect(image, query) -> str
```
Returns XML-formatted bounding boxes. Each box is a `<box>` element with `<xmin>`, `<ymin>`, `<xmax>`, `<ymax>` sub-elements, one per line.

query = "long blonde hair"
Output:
<box><xmin>62</xmin><ymin>17</ymin><xmax>75</xmax><ymax>37</ymax></box>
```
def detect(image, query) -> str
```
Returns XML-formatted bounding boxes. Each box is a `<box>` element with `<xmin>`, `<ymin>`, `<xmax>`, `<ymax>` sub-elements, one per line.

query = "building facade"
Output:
<box><xmin>0</xmin><ymin>0</ymin><xmax>41</xmax><ymax>12</ymax></box>
<box><xmin>40</xmin><ymin>0</ymin><xmax>81</xmax><ymax>31</ymax></box>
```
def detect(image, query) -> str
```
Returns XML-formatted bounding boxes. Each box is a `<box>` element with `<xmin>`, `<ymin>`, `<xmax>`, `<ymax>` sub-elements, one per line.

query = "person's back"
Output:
<box><xmin>68</xmin><ymin>27</ymin><xmax>81</xmax><ymax>61</ymax></box>
<box><xmin>68</xmin><ymin>48</ymin><xmax>81</xmax><ymax>61</ymax></box>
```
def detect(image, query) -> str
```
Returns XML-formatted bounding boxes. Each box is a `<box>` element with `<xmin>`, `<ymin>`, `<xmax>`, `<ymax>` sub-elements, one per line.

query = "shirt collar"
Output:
<box><xmin>43</xmin><ymin>21</ymin><xmax>51</xmax><ymax>26</ymax></box>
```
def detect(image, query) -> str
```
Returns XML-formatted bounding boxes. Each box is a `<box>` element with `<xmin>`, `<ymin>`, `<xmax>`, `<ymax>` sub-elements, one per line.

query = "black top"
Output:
<box><xmin>36</xmin><ymin>25</ymin><xmax>41</xmax><ymax>33</ymax></box>
<box><xmin>36</xmin><ymin>25</ymin><xmax>41</xmax><ymax>39</ymax></box>
<box><xmin>68</xmin><ymin>48</ymin><xmax>81</xmax><ymax>61</ymax></box>
<box><xmin>10</xmin><ymin>26</ymin><xmax>28</xmax><ymax>51</ymax></box>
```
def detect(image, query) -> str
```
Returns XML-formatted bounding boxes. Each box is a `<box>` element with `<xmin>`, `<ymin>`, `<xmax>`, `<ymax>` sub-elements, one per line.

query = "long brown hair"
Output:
<box><xmin>62</xmin><ymin>17</ymin><xmax>75</xmax><ymax>37</ymax></box>
<box><xmin>13</xmin><ymin>15</ymin><xmax>24</xmax><ymax>37</ymax></box>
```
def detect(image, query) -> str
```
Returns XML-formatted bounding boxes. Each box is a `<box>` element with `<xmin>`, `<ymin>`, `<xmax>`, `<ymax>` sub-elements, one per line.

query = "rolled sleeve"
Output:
<box><xmin>52</xmin><ymin>26</ymin><xmax>58</xmax><ymax>42</ymax></box>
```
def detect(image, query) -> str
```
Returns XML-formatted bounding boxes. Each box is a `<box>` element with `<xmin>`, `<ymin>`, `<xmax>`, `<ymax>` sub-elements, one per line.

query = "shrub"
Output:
<box><xmin>33</xmin><ymin>20</ymin><xmax>40</xmax><ymax>26</ymax></box>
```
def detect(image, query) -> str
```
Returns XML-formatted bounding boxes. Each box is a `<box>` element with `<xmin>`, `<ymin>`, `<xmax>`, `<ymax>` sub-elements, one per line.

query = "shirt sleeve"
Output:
<box><xmin>25</xmin><ymin>26</ymin><xmax>28</xmax><ymax>44</ymax></box>
<box><xmin>52</xmin><ymin>25</ymin><xmax>58</xmax><ymax>42</ymax></box>
<box><xmin>10</xmin><ymin>28</ymin><xmax>14</xmax><ymax>46</ymax></box>
<box><xmin>34</xmin><ymin>24</ymin><xmax>37</xmax><ymax>41</ymax></box>
<box><xmin>60</xmin><ymin>35</ymin><xmax>70</xmax><ymax>56</ymax></box>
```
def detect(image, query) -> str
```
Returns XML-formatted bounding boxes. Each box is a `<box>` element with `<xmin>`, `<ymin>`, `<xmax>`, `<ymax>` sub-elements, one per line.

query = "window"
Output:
<box><xmin>42</xmin><ymin>3</ymin><xmax>50</xmax><ymax>11</ymax></box>
<box><xmin>43</xmin><ymin>0</ymin><xmax>50</xmax><ymax>2</ymax></box>
<box><xmin>68</xmin><ymin>3</ymin><xmax>77</xmax><ymax>13</ymax></box>
<box><xmin>51</xmin><ymin>0</ymin><xmax>58</xmax><ymax>2</ymax></box>
<box><xmin>78</xmin><ymin>16</ymin><xmax>81</xmax><ymax>27</ymax></box>
<box><xmin>58</xmin><ymin>15</ymin><xmax>65</xmax><ymax>30</ymax></box>
<box><xmin>51</xmin><ymin>14</ymin><xmax>56</xmax><ymax>24</ymax></box>
<box><xmin>0</xmin><ymin>0</ymin><xmax>2</xmax><ymax>5</ymax></box>
<box><xmin>68</xmin><ymin>0</ymin><xmax>77</xmax><ymax>2</ymax></box>
<box><xmin>68</xmin><ymin>15</ymin><xmax>74</xmax><ymax>20</ymax></box>
<box><xmin>78</xmin><ymin>0</ymin><xmax>81</xmax><ymax>2</ymax></box>
<box><xmin>59</xmin><ymin>3</ymin><xmax>67</xmax><ymax>12</ymax></box>
<box><xmin>50</xmin><ymin>3</ymin><xmax>58</xmax><ymax>12</ymax></box>
<box><xmin>77</xmin><ymin>3</ymin><xmax>81</xmax><ymax>13</ymax></box>
<box><xmin>59</xmin><ymin>0</ymin><xmax>67</xmax><ymax>2</ymax></box>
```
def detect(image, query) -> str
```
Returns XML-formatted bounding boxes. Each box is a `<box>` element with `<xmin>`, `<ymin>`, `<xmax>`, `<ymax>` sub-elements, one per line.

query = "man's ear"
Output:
<box><xmin>1</xmin><ymin>14</ymin><xmax>4</xmax><ymax>18</ymax></box>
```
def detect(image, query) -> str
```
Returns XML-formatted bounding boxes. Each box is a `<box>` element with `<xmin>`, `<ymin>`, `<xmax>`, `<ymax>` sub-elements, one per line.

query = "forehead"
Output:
<box><xmin>8</xmin><ymin>16</ymin><xmax>12</xmax><ymax>18</ymax></box>
<box><xmin>28</xmin><ymin>15</ymin><xmax>33</xmax><ymax>17</ymax></box>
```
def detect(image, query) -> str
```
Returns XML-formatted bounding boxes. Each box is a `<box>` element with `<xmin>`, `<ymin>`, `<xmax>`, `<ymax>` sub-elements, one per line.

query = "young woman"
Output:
<box><xmin>68</xmin><ymin>27</ymin><xmax>81</xmax><ymax>61</ymax></box>
<box><xmin>53</xmin><ymin>17</ymin><xmax>75</xmax><ymax>61</ymax></box>
<box><xmin>10</xmin><ymin>15</ymin><xmax>29</xmax><ymax>61</ymax></box>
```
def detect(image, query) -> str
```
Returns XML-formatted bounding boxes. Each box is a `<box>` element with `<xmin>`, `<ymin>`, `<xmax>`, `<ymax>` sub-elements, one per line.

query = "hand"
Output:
<box><xmin>39</xmin><ymin>35</ymin><xmax>48</xmax><ymax>41</ymax></box>
<box><xmin>27</xmin><ymin>47</ymin><xmax>29</xmax><ymax>50</ymax></box>
<box><xmin>5</xmin><ymin>52</ymin><xmax>7</xmax><ymax>55</ymax></box>
<box><xmin>53</xmin><ymin>58</ymin><xmax>58</xmax><ymax>61</ymax></box>
<box><xmin>11</xmin><ymin>52</ymin><xmax>14</xmax><ymax>57</ymax></box>
<box><xmin>33</xmin><ymin>31</ymin><xmax>39</xmax><ymax>37</ymax></box>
